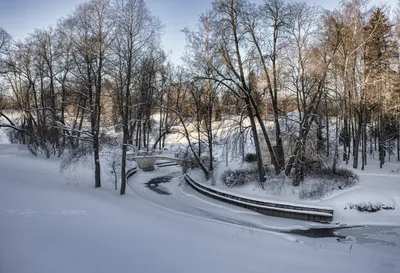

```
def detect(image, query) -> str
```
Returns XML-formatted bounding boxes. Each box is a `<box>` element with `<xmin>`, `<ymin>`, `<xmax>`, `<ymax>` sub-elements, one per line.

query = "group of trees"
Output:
<box><xmin>0</xmin><ymin>0</ymin><xmax>163</xmax><ymax>194</ymax></box>
<box><xmin>0</xmin><ymin>0</ymin><xmax>399</xmax><ymax>192</ymax></box>
<box><xmin>182</xmin><ymin>0</ymin><xmax>400</xmax><ymax>185</ymax></box>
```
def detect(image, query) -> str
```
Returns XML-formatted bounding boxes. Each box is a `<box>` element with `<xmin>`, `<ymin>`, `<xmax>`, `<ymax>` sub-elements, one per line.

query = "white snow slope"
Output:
<box><xmin>0</xmin><ymin>144</ymin><xmax>399</xmax><ymax>273</ymax></box>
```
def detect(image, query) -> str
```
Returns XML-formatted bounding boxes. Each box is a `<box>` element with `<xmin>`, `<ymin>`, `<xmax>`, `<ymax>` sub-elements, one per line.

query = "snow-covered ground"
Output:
<box><xmin>191</xmin><ymin>157</ymin><xmax>400</xmax><ymax>227</ymax></box>
<box><xmin>0</xmin><ymin>128</ymin><xmax>9</xmax><ymax>144</ymax></box>
<box><xmin>319</xmin><ymin>161</ymin><xmax>400</xmax><ymax>226</ymax></box>
<box><xmin>1</xmin><ymin>140</ymin><xmax>400</xmax><ymax>272</ymax></box>
<box><xmin>158</xmin><ymin>112</ymin><xmax>400</xmax><ymax>227</ymax></box>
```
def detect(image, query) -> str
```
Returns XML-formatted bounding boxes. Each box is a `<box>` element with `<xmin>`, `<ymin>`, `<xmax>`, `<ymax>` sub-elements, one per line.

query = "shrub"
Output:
<box><xmin>174</xmin><ymin>144</ymin><xmax>216</xmax><ymax>174</ymax></box>
<box><xmin>310</xmin><ymin>167</ymin><xmax>358</xmax><ymax>189</ymax></box>
<box><xmin>263</xmin><ymin>173</ymin><xmax>290</xmax><ymax>195</ymax></box>
<box><xmin>99</xmin><ymin>132</ymin><xmax>118</xmax><ymax>146</ymax></box>
<box><xmin>7</xmin><ymin>129</ymin><xmax>25</xmax><ymax>144</ymax></box>
<box><xmin>299</xmin><ymin>167</ymin><xmax>359</xmax><ymax>200</ymax></box>
<box><xmin>390</xmin><ymin>167</ymin><xmax>400</xmax><ymax>174</ymax></box>
<box><xmin>298</xmin><ymin>182</ymin><xmax>327</xmax><ymax>200</ymax></box>
<box><xmin>174</xmin><ymin>147</ymin><xmax>200</xmax><ymax>173</ymax></box>
<box><xmin>345</xmin><ymin>202</ymin><xmax>395</xmax><ymax>212</ymax></box>
<box><xmin>244</xmin><ymin>153</ymin><xmax>257</xmax><ymax>162</ymax></box>
<box><xmin>221</xmin><ymin>167</ymin><xmax>259</xmax><ymax>188</ymax></box>
<box><xmin>304</xmin><ymin>160</ymin><xmax>324</xmax><ymax>173</ymax></box>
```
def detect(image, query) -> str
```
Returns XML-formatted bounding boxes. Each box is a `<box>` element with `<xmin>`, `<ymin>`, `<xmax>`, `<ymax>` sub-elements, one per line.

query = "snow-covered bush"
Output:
<box><xmin>332</xmin><ymin>168</ymin><xmax>359</xmax><ymax>184</ymax></box>
<box><xmin>221</xmin><ymin>167</ymin><xmax>259</xmax><ymax>188</ymax></box>
<box><xmin>244</xmin><ymin>153</ymin><xmax>257</xmax><ymax>162</ymax></box>
<box><xmin>390</xmin><ymin>167</ymin><xmax>400</xmax><ymax>174</ymax></box>
<box><xmin>99</xmin><ymin>132</ymin><xmax>118</xmax><ymax>146</ymax></box>
<box><xmin>174</xmin><ymin>145</ymin><xmax>202</xmax><ymax>173</ymax></box>
<box><xmin>263</xmin><ymin>173</ymin><xmax>291</xmax><ymax>195</ymax></box>
<box><xmin>174</xmin><ymin>143</ymin><xmax>216</xmax><ymax>174</ymax></box>
<box><xmin>298</xmin><ymin>182</ymin><xmax>330</xmax><ymax>200</ymax></box>
<box><xmin>299</xmin><ymin>167</ymin><xmax>358</xmax><ymax>200</ymax></box>
<box><xmin>105</xmin><ymin>150</ymin><xmax>121</xmax><ymax>190</ymax></box>
<box><xmin>6</xmin><ymin>129</ymin><xmax>18</xmax><ymax>143</ymax></box>
<box><xmin>345</xmin><ymin>202</ymin><xmax>395</xmax><ymax>212</ymax></box>
<box><xmin>60</xmin><ymin>143</ymin><xmax>94</xmax><ymax>172</ymax></box>
<box><xmin>311</xmin><ymin>167</ymin><xmax>358</xmax><ymax>188</ymax></box>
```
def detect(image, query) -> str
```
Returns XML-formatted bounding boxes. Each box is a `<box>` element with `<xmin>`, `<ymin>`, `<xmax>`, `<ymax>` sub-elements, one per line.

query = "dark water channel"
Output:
<box><xmin>144</xmin><ymin>176</ymin><xmax>173</xmax><ymax>195</ymax></box>
<box><xmin>285</xmin><ymin>225</ymin><xmax>400</xmax><ymax>247</ymax></box>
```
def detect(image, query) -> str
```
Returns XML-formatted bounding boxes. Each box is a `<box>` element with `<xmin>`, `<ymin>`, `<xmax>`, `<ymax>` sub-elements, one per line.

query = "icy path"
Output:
<box><xmin>0</xmin><ymin>147</ymin><xmax>399</xmax><ymax>272</ymax></box>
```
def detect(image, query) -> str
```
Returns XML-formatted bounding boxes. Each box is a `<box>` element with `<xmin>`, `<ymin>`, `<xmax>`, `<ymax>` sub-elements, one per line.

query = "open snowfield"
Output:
<box><xmin>1</xmin><ymin>135</ymin><xmax>400</xmax><ymax>272</ymax></box>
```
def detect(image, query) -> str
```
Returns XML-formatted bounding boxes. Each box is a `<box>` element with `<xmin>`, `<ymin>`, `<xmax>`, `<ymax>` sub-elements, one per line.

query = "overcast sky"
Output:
<box><xmin>0</xmin><ymin>0</ymin><xmax>396</xmax><ymax>65</ymax></box>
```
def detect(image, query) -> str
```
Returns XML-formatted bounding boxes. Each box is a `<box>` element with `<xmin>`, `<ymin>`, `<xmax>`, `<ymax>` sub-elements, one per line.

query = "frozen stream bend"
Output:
<box><xmin>129</xmin><ymin>167</ymin><xmax>400</xmax><ymax>252</ymax></box>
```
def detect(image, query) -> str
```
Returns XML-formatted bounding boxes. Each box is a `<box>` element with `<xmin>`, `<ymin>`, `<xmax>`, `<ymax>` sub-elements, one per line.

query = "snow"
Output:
<box><xmin>1</xmin><ymin>143</ymin><xmax>399</xmax><ymax>272</ymax></box>
<box><xmin>188</xmin><ymin>172</ymin><xmax>333</xmax><ymax>211</ymax></box>
<box><xmin>189</xmin><ymin>154</ymin><xmax>400</xmax><ymax>226</ymax></box>
<box><xmin>1</xmin><ymin>114</ymin><xmax>400</xmax><ymax>273</ymax></box>
<box><xmin>156</xmin><ymin>109</ymin><xmax>399</xmax><ymax>227</ymax></box>
<box><xmin>188</xmin><ymin>179</ymin><xmax>333</xmax><ymax>216</ymax></box>
<box><xmin>128</xmin><ymin>166</ymin><xmax>320</xmax><ymax>232</ymax></box>
<box><xmin>318</xmin><ymin>163</ymin><xmax>400</xmax><ymax>226</ymax></box>
<box><xmin>0</xmin><ymin>128</ymin><xmax>9</xmax><ymax>144</ymax></box>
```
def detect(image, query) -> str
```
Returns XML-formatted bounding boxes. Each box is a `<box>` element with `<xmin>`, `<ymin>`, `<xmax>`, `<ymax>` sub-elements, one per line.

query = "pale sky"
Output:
<box><xmin>0</xmin><ymin>0</ymin><xmax>396</xmax><ymax>65</ymax></box>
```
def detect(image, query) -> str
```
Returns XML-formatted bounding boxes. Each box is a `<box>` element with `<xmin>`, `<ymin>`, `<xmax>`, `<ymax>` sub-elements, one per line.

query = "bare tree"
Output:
<box><xmin>244</xmin><ymin>0</ymin><xmax>287</xmax><ymax>172</ymax></box>
<box><xmin>283</xmin><ymin>2</ymin><xmax>333</xmax><ymax>185</ymax></box>
<box><xmin>202</xmin><ymin>0</ymin><xmax>267</xmax><ymax>185</ymax></box>
<box><xmin>66</xmin><ymin>0</ymin><xmax>114</xmax><ymax>188</ymax></box>
<box><xmin>110</xmin><ymin>0</ymin><xmax>163</xmax><ymax>195</ymax></box>
<box><xmin>0</xmin><ymin>27</ymin><xmax>12</xmax><ymax>74</ymax></box>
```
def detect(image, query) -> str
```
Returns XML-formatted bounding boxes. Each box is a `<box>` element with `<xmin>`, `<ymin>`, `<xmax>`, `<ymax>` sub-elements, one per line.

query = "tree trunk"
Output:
<box><xmin>94</xmin><ymin>133</ymin><xmax>101</xmax><ymax>188</ymax></box>
<box><xmin>374</xmin><ymin>121</ymin><xmax>377</xmax><ymax>151</ymax></box>
<box><xmin>249</xmin><ymin>95</ymin><xmax>280</xmax><ymax>174</ymax></box>
<box><xmin>361</xmin><ymin>107</ymin><xmax>367</xmax><ymax>170</ymax></box>
<box><xmin>397</xmin><ymin>121</ymin><xmax>400</xmax><ymax>161</ymax></box>
<box><xmin>245</xmin><ymin>98</ymin><xmax>266</xmax><ymax>186</ymax></box>
<box><xmin>293</xmin><ymin>141</ymin><xmax>306</xmax><ymax>186</ymax></box>
<box><xmin>353</xmin><ymin>110</ymin><xmax>361</xmax><ymax>169</ymax></box>
<box><xmin>120</xmin><ymin>140</ymin><xmax>127</xmax><ymax>195</ymax></box>
<box><xmin>343</xmin><ymin>118</ymin><xmax>349</xmax><ymax>163</ymax></box>
<box><xmin>379</xmin><ymin>115</ymin><xmax>385</xmax><ymax>168</ymax></box>
<box><xmin>325</xmin><ymin>93</ymin><xmax>330</xmax><ymax>157</ymax></box>
<box><xmin>333</xmin><ymin>116</ymin><xmax>340</xmax><ymax>173</ymax></box>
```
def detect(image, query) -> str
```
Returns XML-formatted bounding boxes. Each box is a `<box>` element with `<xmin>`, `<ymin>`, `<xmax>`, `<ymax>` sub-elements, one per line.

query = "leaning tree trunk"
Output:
<box><xmin>249</xmin><ymin>95</ymin><xmax>280</xmax><ymax>174</ymax></box>
<box><xmin>245</xmin><ymin>98</ymin><xmax>266</xmax><ymax>187</ymax></box>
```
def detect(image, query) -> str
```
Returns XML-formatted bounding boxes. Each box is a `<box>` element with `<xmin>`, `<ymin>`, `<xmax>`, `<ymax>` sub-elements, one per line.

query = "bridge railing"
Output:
<box><xmin>184</xmin><ymin>174</ymin><xmax>334</xmax><ymax>223</ymax></box>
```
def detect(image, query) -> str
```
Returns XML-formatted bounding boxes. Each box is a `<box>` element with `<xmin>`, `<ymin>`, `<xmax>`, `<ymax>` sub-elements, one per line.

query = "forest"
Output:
<box><xmin>0</xmin><ymin>0</ymin><xmax>399</xmax><ymax>195</ymax></box>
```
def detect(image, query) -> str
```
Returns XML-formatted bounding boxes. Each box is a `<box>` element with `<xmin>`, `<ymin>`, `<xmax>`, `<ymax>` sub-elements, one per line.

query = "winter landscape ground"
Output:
<box><xmin>1</xmin><ymin>128</ymin><xmax>400</xmax><ymax>273</ymax></box>
<box><xmin>189</xmin><ymin>159</ymin><xmax>400</xmax><ymax>227</ymax></box>
<box><xmin>2</xmin><ymin>0</ymin><xmax>400</xmax><ymax>272</ymax></box>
